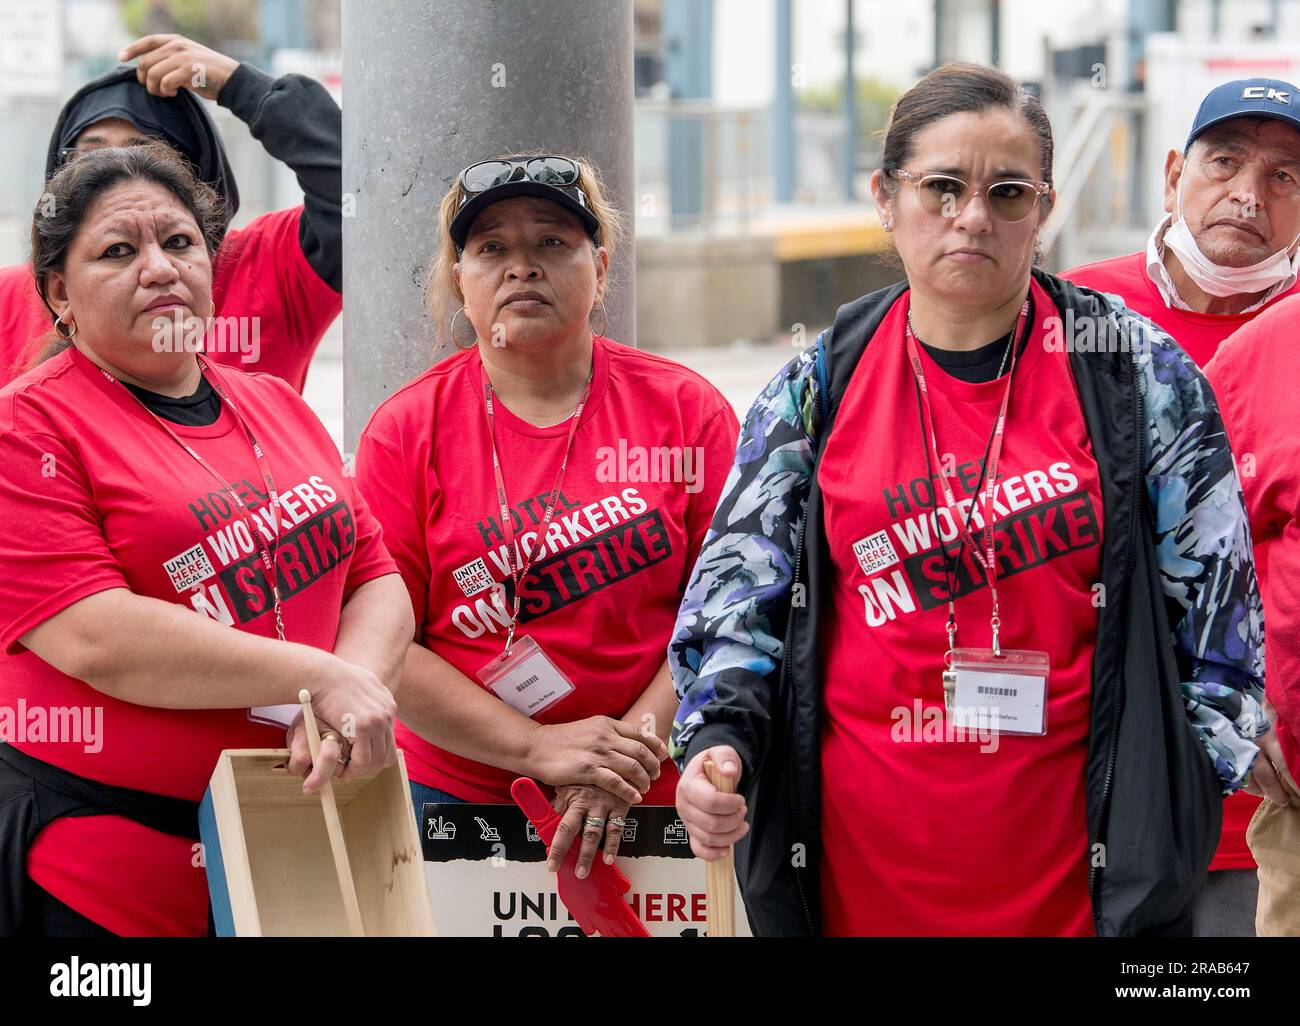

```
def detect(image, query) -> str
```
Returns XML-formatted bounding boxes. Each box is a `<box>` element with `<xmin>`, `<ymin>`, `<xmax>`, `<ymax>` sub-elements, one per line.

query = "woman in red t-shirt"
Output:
<box><xmin>355</xmin><ymin>155</ymin><xmax>738</xmax><ymax>880</ymax></box>
<box><xmin>0</xmin><ymin>145</ymin><xmax>412</xmax><ymax>936</ymax></box>
<box><xmin>671</xmin><ymin>64</ymin><xmax>1271</xmax><ymax>937</ymax></box>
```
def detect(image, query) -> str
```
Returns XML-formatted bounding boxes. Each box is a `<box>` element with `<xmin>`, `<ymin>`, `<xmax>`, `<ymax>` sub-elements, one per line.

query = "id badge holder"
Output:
<box><xmin>947</xmin><ymin>647</ymin><xmax>1050</xmax><ymax>737</ymax></box>
<box><xmin>477</xmin><ymin>634</ymin><xmax>575</xmax><ymax>719</ymax></box>
<box><xmin>247</xmin><ymin>704</ymin><xmax>300</xmax><ymax>728</ymax></box>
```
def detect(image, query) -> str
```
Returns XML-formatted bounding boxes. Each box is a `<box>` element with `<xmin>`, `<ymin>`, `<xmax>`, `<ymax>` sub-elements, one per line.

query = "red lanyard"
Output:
<box><xmin>98</xmin><ymin>355</ymin><xmax>286</xmax><ymax>641</ymax></box>
<box><xmin>904</xmin><ymin>297</ymin><xmax>1029</xmax><ymax>655</ymax></box>
<box><xmin>479</xmin><ymin>357</ymin><xmax>591</xmax><ymax>654</ymax></box>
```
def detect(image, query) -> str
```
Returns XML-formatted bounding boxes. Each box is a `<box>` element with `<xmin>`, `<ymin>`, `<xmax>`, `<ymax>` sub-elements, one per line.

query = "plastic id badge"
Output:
<box><xmin>247</xmin><ymin>704</ymin><xmax>300</xmax><ymax>728</ymax></box>
<box><xmin>948</xmin><ymin>648</ymin><xmax>1050</xmax><ymax>736</ymax></box>
<box><xmin>477</xmin><ymin>635</ymin><xmax>575</xmax><ymax>718</ymax></box>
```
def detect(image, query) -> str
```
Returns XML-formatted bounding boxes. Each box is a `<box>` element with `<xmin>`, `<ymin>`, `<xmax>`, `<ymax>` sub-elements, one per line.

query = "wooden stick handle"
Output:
<box><xmin>703</xmin><ymin>757</ymin><xmax>737</xmax><ymax>938</ymax></box>
<box><xmin>299</xmin><ymin>689</ymin><xmax>365</xmax><ymax>937</ymax></box>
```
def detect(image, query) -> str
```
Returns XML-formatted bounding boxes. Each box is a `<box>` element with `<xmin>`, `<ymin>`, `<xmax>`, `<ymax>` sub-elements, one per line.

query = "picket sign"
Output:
<box><xmin>418</xmin><ymin>803</ymin><xmax>751</xmax><ymax>937</ymax></box>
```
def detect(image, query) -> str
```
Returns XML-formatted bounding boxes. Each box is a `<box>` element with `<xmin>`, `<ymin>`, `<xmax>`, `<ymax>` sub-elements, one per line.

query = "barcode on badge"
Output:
<box><xmin>515</xmin><ymin>674</ymin><xmax>540</xmax><ymax>693</ymax></box>
<box><xmin>977</xmin><ymin>685</ymin><xmax>1017</xmax><ymax>697</ymax></box>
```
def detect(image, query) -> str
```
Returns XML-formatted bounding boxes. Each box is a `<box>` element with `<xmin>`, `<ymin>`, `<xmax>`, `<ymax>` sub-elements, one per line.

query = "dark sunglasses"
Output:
<box><xmin>457</xmin><ymin>156</ymin><xmax>581</xmax><ymax>199</ymax></box>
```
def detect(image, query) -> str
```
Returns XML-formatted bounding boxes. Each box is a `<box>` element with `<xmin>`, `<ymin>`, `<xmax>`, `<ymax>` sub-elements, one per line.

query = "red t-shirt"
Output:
<box><xmin>816</xmin><ymin>279</ymin><xmax>1103</xmax><ymax>936</ymax></box>
<box><xmin>1062</xmin><ymin>251</ymin><xmax>1300</xmax><ymax>368</ymax></box>
<box><xmin>1207</xmin><ymin>296</ymin><xmax>1300</xmax><ymax>789</ymax></box>
<box><xmin>0</xmin><ymin>347</ymin><xmax>396</xmax><ymax>935</ymax></box>
<box><xmin>0</xmin><ymin>206</ymin><xmax>339</xmax><ymax>392</ymax></box>
<box><xmin>1062</xmin><ymin>250</ymin><xmax>1273</xmax><ymax>871</ymax></box>
<box><xmin>354</xmin><ymin>336</ymin><xmax>739</xmax><ymax>805</ymax></box>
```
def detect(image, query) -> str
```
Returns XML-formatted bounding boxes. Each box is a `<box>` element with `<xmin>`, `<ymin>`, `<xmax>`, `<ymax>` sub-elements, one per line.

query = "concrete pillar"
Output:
<box><xmin>341</xmin><ymin>0</ymin><xmax>636</xmax><ymax>447</ymax></box>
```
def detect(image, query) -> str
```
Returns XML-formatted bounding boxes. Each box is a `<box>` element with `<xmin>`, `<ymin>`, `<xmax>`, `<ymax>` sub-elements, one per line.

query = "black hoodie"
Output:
<box><xmin>45</xmin><ymin>62</ymin><xmax>341</xmax><ymax>291</ymax></box>
<box><xmin>47</xmin><ymin>64</ymin><xmax>240</xmax><ymax>227</ymax></box>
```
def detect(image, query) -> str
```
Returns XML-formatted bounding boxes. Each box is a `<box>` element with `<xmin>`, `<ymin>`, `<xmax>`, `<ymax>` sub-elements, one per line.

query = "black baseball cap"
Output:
<box><xmin>1186</xmin><ymin>77</ymin><xmax>1300</xmax><ymax>150</ymax></box>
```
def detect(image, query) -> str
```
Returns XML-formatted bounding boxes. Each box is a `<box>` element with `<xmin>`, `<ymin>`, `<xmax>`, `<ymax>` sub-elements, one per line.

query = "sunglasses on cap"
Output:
<box><xmin>450</xmin><ymin>155</ymin><xmax>601</xmax><ymax>250</ymax></box>
<box><xmin>459</xmin><ymin>156</ymin><xmax>582</xmax><ymax>194</ymax></box>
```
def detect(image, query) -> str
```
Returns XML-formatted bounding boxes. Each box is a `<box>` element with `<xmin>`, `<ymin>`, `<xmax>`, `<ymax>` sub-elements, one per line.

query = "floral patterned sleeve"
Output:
<box><xmin>668</xmin><ymin>342</ymin><xmax>820</xmax><ymax>771</ymax></box>
<box><xmin>1118</xmin><ymin>297</ymin><xmax>1267</xmax><ymax>795</ymax></box>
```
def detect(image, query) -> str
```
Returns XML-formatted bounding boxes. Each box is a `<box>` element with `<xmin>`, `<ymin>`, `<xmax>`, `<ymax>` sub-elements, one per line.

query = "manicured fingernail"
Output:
<box><xmin>117</xmin><ymin>49</ymin><xmax>128</xmax><ymax>60</ymax></box>
<box><xmin>576</xmin><ymin>866</ymin><xmax>588</xmax><ymax>880</ymax></box>
<box><xmin>604</xmin><ymin>854</ymin><xmax>614</xmax><ymax>864</ymax></box>
<box><xmin>722</xmin><ymin>761</ymin><xmax>736</xmax><ymax>773</ymax></box>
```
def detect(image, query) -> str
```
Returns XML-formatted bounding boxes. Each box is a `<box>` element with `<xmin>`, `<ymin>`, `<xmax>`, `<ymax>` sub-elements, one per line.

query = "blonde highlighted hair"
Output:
<box><xmin>426</xmin><ymin>153</ymin><xmax>624</xmax><ymax>346</ymax></box>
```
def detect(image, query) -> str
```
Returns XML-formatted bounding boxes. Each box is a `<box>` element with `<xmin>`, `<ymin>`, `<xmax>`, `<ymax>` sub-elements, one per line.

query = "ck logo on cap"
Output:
<box><xmin>1243</xmin><ymin>86</ymin><xmax>1291</xmax><ymax>104</ymax></box>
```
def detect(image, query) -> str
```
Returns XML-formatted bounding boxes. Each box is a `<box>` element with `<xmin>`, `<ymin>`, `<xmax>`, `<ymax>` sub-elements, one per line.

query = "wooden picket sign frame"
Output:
<box><xmin>204</xmin><ymin>743</ymin><xmax>436</xmax><ymax>937</ymax></box>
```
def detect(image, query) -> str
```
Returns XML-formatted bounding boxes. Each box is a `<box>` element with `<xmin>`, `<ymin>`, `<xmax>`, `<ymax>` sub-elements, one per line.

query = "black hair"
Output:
<box><xmin>26</xmin><ymin>142</ymin><xmax>224</xmax><ymax>370</ymax></box>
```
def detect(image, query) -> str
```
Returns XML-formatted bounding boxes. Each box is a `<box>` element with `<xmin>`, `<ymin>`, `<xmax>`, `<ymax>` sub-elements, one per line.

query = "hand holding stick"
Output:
<box><xmin>703</xmin><ymin>757</ymin><xmax>738</xmax><ymax>937</ymax></box>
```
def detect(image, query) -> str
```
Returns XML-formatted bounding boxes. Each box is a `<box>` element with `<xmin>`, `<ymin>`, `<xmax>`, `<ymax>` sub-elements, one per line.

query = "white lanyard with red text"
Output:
<box><xmin>100</xmin><ymin>355</ymin><xmax>286</xmax><ymax>639</ymax></box>
<box><xmin>473</xmin><ymin>354</ymin><xmax>590</xmax><ymax>718</ymax></box>
<box><xmin>903</xmin><ymin>298</ymin><xmax>1050</xmax><ymax>736</ymax></box>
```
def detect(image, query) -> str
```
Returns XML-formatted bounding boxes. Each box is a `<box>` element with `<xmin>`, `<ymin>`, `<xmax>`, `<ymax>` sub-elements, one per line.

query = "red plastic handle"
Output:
<box><xmin>510</xmin><ymin>776</ymin><xmax>650</xmax><ymax>937</ymax></box>
<box><xmin>510</xmin><ymin>776</ymin><xmax>558</xmax><ymax>840</ymax></box>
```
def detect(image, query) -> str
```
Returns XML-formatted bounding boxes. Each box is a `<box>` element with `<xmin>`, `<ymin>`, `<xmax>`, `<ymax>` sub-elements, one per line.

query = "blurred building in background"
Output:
<box><xmin>0</xmin><ymin>0</ymin><xmax>339</xmax><ymax>255</ymax></box>
<box><xmin>2</xmin><ymin>0</ymin><xmax>1299</xmax><ymax>428</ymax></box>
<box><xmin>630</xmin><ymin>0</ymin><xmax>1300</xmax><ymax>347</ymax></box>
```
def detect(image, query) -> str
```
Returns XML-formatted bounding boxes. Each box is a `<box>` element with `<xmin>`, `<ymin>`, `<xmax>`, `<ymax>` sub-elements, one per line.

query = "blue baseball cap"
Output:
<box><xmin>1186</xmin><ymin>77</ymin><xmax>1300</xmax><ymax>150</ymax></box>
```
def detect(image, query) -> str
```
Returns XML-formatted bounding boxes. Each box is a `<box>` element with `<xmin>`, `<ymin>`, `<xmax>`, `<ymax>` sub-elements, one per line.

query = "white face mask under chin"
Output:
<box><xmin>1164</xmin><ymin>179</ymin><xmax>1300</xmax><ymax>298</ymax></box>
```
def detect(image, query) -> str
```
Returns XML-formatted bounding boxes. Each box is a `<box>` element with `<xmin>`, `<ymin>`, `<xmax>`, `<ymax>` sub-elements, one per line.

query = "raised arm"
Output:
<box><xmin>120</xmin><ymin>34</ymin><xmax>343</xmax><ymax>290</ymax></box>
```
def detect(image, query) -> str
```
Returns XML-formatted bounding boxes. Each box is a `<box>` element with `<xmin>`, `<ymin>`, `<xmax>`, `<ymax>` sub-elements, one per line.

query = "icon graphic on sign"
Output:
<box><xmin>622</xmin><ymin>817</ymin><xmax>638</xmax><ymax>842</ymax></box>
<box><xmin>664</xmin><ymin>819</ymin><xmax>689</xmax><ymax>845</ymax></box>
<box><xmin>475</xmin><ymin>816</ymin><xmax>501</xmax><ymax>841</ymax></box>
<box><xmin>427</xmin><ymin>816</ymin><xmax>457</xmax><ymax>840</ymax></box>
<box><xmin>526</xmin><ymin>821</ymin><xmax>542</xmax><ymax>843</ymax></box>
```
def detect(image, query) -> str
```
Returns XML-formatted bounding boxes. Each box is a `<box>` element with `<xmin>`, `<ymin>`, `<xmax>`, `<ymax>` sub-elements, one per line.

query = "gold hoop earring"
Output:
<box><xmin>450</xmin><ymin>307</ymin><xmax>477</xmax><ymax>350</ymax></box>
<box><xmin>589</xmin><ymin>298</ymin><xmax>609</xmax><ymax>338</ymax></box>
<box><xmin>54</xmin><ymin>315</ymin><xmax>77</xmax><ymax>340</ymax></box>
